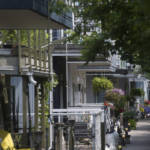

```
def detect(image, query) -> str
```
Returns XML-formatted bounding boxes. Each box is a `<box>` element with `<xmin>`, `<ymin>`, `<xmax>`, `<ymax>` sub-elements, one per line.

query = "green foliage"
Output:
<box><xmin>49</xmin><ymin>0</ymin><xmax>71</xmax><ymax>15</ymax></box>
<box><xmin>105</xmin><ymin>90</ymin><xmax>124</xmax><ymax>103</ymax></box>
<box><xmin>70</xmin><ymin>0</ymin><xmax>150</xmax><ymax>72</ymax></box>
<box><xmin>130</xmin><ymin>88</ymin><xmax>145</xmax><ymax>97</ymax></box>
<box><xmin>43</xmin><ymin>76</ymin><xmax>58</xmax><ymax>127</ymax></box>
<box><xmin>92</xmin><ymin>77</ymin><xmax>113</xmax><ymax>92</ymax></box>
<box><xmin>1</xmin><ymin>30</ymin><xmax>48</xmax><ymax>48</ymax></box>
<box><xmin>123</xmin><ymin>111</ymin><xmax>137</xmax><ymax>120</ymax></box>
<box><xmin>128</xmin><ymin>119</ymin><xmax>136</xmax><ymax>130</ymax></box>
<box><xmin>113</xmin><ymin>96</ymin><xmax>127</xmax><ymax>117</ymax></box>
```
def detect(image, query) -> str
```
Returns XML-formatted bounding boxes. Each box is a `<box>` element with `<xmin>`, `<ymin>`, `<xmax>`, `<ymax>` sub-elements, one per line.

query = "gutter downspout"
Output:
<box><xmin>27</xmin><ymin>72</ymin><xmax>37</xmax><ymax>148</ymax></box>
<box><xmin>27</xmin><ymin>72</ymin><xmax>37</xmax><ymax>85</ymax></box>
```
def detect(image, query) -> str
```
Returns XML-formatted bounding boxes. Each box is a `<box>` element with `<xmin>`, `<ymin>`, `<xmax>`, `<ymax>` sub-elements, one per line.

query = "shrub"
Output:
<box><xmin>123</xmin><ymin>111</ymin><xmax>136</xmax><ymax>119</ymax></box>
<box><xmin>130</xmin><ymin>88</ymin><xmax>144</xmax><ymax>97</ymax></box>
<box><xmin>128</xmin><ymin>119</ymin><xmax>136</xmax><ymax>130</ymax></box>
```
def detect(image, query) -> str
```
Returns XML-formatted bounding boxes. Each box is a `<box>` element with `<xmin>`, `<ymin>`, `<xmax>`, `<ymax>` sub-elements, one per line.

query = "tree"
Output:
<box><xmin>70</xmin><ymin>0</ymin><xmax>150</xmax><ymax>72</ymax></box>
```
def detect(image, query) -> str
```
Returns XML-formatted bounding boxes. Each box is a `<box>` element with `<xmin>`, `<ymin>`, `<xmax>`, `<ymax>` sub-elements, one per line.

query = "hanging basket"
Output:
<box><xmin>92</xmin><ymin>77</ymin><xmax>113</xmax><ymax>93</ymax></box>
<box><xmin>130</xmin><ymin>88</ymin><xmax>144</xmax><ymax>97</ymax></box>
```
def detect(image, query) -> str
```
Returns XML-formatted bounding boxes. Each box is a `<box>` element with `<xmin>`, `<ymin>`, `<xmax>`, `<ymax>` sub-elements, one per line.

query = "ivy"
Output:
<box><xmin>43</xmin><ymin>75</ymin><xmax>58</xmax><ymax>127</ymax></box>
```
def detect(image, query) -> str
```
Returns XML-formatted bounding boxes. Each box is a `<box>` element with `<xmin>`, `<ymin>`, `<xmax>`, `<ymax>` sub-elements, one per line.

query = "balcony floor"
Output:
<box><xmin>0</xmin><ymin>10</ymin><xmax>63</xmax><ymax>29</ymax></box>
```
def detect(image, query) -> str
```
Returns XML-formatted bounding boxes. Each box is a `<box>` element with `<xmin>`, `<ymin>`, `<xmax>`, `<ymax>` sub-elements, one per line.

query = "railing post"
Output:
<box><xmin>41</xmin><ymin>82</ymin><xmax>46</xmax><ymax>150</ymax></box>
<box><xmin>27</xmin><ymin>30</ymin><xmax>32</xmax><ymax>71</ymax></box>
<box><xmin>34</xmin><ymin>30</ymin><xmax>37</xmax><ymax>69</ymax></box>
<box><xmin>17</xmin><ymin>30</ymin><xmax>22</xmax><ymax>74</ymax></box>
<box><xmin>38</xmin><ymin>30</ymin><xmax>42</xmax><ymax>71</ymax></box>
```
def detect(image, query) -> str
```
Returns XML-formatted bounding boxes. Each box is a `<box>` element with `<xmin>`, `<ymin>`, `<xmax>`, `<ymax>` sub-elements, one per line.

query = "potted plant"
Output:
<box><xmin>105</xmin><ymin>88</ymin><xmax>125</xmax><ymax>103</ymax></box>
<box><xmin>92</xmin><ymin>77</ymin><xmax>113</xmax><ymax>102</ymax></box>
<box><xmin>130</xmin><ymin>88</ymin><xmax>144</xmax><ymax>97</ymax></box>
<box><xmin>105</xmin><ymin>88</ymin><xmax>125</xmax><ymax>117</ymax></box>
<box><xmin>130</xmin><ymin>88</ymin><xmax>144</xmax><ymax>112</ymax></box>
<box><xmin>92</xmin><ymin>77</ymin><xmax>113</xmax><ymax>92</ymax></box>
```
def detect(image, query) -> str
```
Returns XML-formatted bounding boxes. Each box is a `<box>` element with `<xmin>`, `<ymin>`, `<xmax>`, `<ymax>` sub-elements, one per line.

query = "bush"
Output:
<box><xmin>92</xmin><ymin>77</ymin><xmax>113</xmax><ymax>92</ymax></box>
<box><xmin>128</xmin><ymin>119</ymin><xmax>136</xmax><ymax>130</ymax></box>
<box><xmin>130</xmin><ymin>88</ymin><xmax>144</xmax><ymax>97</ymax></box>
<box><xmin>123</xmin><ymin>111</ymin><xmax>136</xmax><ymax>120</ymax></box>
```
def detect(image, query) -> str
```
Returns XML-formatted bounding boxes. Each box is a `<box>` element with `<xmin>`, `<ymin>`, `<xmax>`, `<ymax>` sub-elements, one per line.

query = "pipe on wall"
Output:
<box><xmin>27</xmin><ymin>72</ymin><xmax>37</xmax><ymax>85</ymax></box>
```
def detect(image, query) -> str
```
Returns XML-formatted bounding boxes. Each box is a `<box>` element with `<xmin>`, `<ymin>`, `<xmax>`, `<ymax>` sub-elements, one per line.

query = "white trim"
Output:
<box><xmin>52</xmin><ymin>53</ymin><xmax>81</xmax><ymax>56</ymax></box>
<box><xmin>66</xmin><ymin>61</ymin><xmax>111</xmax><ymax>64</ymax></box>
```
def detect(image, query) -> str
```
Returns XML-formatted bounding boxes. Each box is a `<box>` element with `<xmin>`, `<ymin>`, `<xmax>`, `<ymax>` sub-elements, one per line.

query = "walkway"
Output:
<box><xmin>123</xmin><ymin>119</ymin><xmax>150</xmax><ymax>150</ymax></box>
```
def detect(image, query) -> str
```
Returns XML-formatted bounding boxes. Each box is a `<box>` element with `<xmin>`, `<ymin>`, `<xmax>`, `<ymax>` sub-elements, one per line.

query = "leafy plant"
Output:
<box><xmin>92</xmin><ymin>77</ymin><xmax>113</xmax><ymax>93</ymax></box>
<box><xmin>105</xmin><ymin>88</ymin><xmax>125</xmax><ymax>103</ymax></box>
<box><xmin>42</xmin><ymin>75</ymin><xmax>58</xmax><ymax>127</ymax></box>
<box><xmin>70</xmin><ymin>0</ymin><xmax>150</xmax><ymax>73</ymax></box>
<box><xmin>128</xmin><ymin>119</ymin><xmax>136</xmax><ymax>130</ymax></box>
<box><xmin>123</xmin><ymin>111</ymin><xmax>136</xmax><ymax>120</ymax></box>
<box><xmin>130</xmin><ymin>88</ymin><xmax>144</xmax><ymax>97</ymax></box>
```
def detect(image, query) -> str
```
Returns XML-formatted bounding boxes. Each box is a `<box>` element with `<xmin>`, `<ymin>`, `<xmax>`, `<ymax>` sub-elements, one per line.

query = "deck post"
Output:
<box><xmin>35</xmin><ymin>84</ymin><xmax>39</xmax><ymax>131</ymax></box>
<box><xmin>33</xmin><ymin>30</ymin><xmax>37</xmax><ymax>69</ymax></box>
<box><xmin>17</xmin><ymin>30</ymin><xmax>22</xmax><ymax>74</ymax></box>
<box><xmin>38</xmin><ymin>30</ymin><xmax>42</xmax><ymax>71</ymax></box>
<box><xmin>27</xmin><ymin>30</ymin><xmax>32</xmax><ymax>71</ymax></box>
<box><xmin>41</xmin><ymin>82</ymin><xmax>46</xmax><ymax>150</ymax></box>
<box><xmin>23</xmin><ymin>77</ymin><xmax>28</xmax><ymax>145</ymax></box>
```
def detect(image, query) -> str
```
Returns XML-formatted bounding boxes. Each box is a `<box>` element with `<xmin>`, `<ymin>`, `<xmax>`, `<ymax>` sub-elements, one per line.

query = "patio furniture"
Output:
<box><xmin>0</xmin><ymin>129</ymin><xmax>31</xmax><ymax>150</ymax></box>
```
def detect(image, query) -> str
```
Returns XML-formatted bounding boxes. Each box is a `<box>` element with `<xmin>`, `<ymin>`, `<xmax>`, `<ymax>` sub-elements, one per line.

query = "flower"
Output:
<box><xmin>105</xmin><ymin>88</ymin><xmax>125</xmax><ymax>102</ymax></box>
<box><xmin>111</xmin><ymin>88</ymin><xmax>125</xmax><ymax>96</ymax></box>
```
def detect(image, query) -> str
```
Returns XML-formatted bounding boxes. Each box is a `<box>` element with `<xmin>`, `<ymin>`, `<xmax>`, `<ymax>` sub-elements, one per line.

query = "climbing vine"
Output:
<box><xmin>44</xmin><ymin>74</ymin><xmax>58</xmax><ymax>127</ymax></box>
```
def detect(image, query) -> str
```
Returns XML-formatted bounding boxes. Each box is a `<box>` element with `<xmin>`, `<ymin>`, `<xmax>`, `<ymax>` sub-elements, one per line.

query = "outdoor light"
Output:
<box><xmin>122</xmin><ymin>133</ymin><xmax>126</xmax><ymax>138</ymax></box>
<box><xmin>125</xmin><ymin>128</ymin><xmax>128</xmax><ymax>131</ymax></box>
<box><xmin>128</xmin><ymin>122</ymin><xmax>131</xmax><ymax>126</ymax></box>
<box><xmin>118</xmin><ymin>145</ymin><xmax>122</xmax><ymax>149</ymax></box>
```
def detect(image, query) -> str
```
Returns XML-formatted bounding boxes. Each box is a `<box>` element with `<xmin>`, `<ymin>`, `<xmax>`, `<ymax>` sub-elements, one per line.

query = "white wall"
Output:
<box><xmin>11</xmin><ymin>76</ymin><xmax>23</xmax><ymax>131</ymax></box>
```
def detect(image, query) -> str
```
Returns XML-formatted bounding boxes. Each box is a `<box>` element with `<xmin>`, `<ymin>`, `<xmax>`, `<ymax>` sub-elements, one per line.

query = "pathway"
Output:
<box><xmin>123</xmin><ymin>119</ymin><xmax>150</xmax><ymax>150</ymax></box>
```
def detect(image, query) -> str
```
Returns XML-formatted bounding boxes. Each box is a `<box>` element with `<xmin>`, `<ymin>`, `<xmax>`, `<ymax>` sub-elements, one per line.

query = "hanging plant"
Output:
<box><xmin>130</xmin><ymin>88</ymin><xmax>144</xmax><ymax>97</ymax></box>
<box><xmin>105</xmin><ymin>88</ymin><xmax>126</xmax><ymax>117</ymax></box>
<box><xmin>92</xmin><ymin>77</ymin><xmax>113</xmax><ymax>93</ymax></box>
<box><xmin>105</xmin><ymin>88</ymin><xmax>125</xmax><ymax>103</ymax></box>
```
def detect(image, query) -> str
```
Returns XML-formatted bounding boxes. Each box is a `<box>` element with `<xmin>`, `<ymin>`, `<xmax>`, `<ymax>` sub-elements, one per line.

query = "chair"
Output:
<box><xmin>0</xmin><ymin>130</ymin><xmax>31</xmax><ymax>150</ymax></box>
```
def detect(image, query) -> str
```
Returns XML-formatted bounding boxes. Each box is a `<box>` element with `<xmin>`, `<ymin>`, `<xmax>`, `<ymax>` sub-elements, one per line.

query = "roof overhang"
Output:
<box><xmin>0</xmin><ymin>10</ymin><xmax>68</xmax><ymax>29</ymax></box>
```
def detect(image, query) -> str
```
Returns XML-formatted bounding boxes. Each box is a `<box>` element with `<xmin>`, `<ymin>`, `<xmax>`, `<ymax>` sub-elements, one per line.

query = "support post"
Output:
<box><xmin>17</xmin><ymin>30</ymin><xmax>22</xmax><ymax>74</ymax></box>
<box><xmin>23</xmin><ymin>78</ymin><xmax>27</xmax><ymax>135</ymax></box>
<box><xmin>35</xmin><ymin>84</ymin><xmax>39</xmax><ymax>131</ymax></box>
<box><xmin>27</xmin><ymin>30</ymin><xmax>32</xmax><ymax>70</ymax></box>
<box><xmin>38</xmin><ymin>30</ymin><xmax>42</xmax><ymax>71</ymax></box>
<box><xmin>41</xmin><ymin>83</ymin><xmax>46</xmax><ymax>150</ymax></box>
<box><xmin>33</xmin><ymin>30</ymin><xmax>37</xmax><ymax>69</ymax></box>
<box><xmin>47</xmin><ymin>29</ymin><xmax>54</xmax><ymax>150</ymax></box>
<box><xmin>95</xmin><ymin>114</ymin><xmax>102</xmax><ymax>150</ymax></box>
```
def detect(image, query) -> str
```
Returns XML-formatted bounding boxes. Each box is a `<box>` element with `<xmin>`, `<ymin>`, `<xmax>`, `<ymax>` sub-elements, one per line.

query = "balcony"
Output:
<box><xmin>0</xmin><ymin>0</ymin><xmax>72</xmax><ymax>29</ymax></box>
<box><xmin>0</xmin><ymin>46</ymin><xmax>50</xmax><ymax>76</ymax></box>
